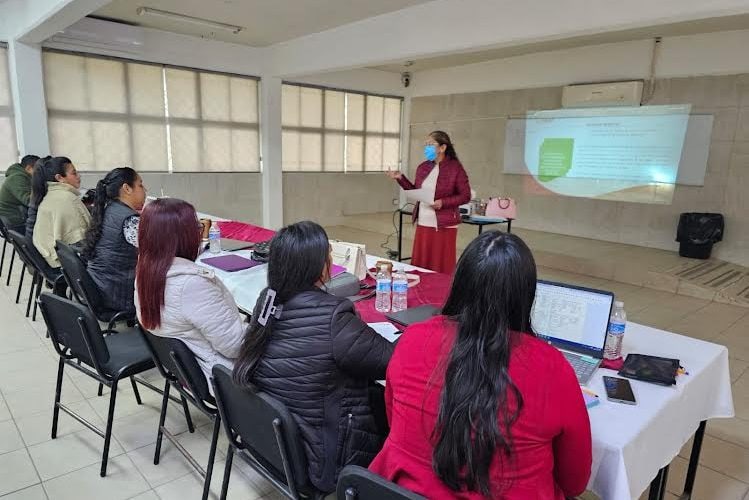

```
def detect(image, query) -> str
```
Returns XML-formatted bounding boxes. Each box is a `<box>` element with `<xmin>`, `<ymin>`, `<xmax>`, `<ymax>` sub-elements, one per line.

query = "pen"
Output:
<box><xmin>581</xmin><ymin>387</ymin><xmax>599</xmax><ymax>398</ymax></box>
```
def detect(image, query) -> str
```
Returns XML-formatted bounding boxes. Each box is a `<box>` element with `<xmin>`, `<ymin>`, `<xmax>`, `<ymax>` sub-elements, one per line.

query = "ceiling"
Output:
<box><xmin>95</xmin><ymin>0</ymin><xmax>433</xmax><ymax>47</ymax></box>
<box><xmin>374</xmin><ymin>13</ymin><xmax>749</xmax><ymax>73</ymax></box>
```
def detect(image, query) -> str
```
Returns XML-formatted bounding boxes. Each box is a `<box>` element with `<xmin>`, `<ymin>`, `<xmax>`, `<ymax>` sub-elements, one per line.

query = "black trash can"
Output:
<box><xmin>676</xmin><ymin>213</ymin><xmax>724</xmax><ymax>259</ymax></box>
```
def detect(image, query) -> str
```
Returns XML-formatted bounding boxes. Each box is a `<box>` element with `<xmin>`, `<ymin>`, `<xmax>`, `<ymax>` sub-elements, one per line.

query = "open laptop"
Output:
<box><xmin>532</xmin><ymin>280</ymin><xmax>614</xmax><ymax>385</ymax></box>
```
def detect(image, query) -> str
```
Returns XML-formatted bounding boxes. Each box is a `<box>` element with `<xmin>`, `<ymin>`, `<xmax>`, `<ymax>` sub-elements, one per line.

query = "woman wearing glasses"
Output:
<box><xmin>386</xmin><ymin>130</ymin><xmax>471</xmax><ymax>274</ymax></box>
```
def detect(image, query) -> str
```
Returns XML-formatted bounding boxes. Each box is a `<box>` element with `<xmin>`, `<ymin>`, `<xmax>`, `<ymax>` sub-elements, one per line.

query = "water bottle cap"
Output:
<box><xmin>615</xmin><ymin>301</ymin><xmax>624</xmax><ymax>308</ymax></box>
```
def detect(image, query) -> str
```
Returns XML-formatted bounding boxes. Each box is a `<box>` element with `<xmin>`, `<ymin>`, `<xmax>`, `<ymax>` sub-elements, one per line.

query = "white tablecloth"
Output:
<box><xmin>190</xmin><ymin>210</ymin><xmax>733</xmax><ymax>500</ymax></box>
<box><xmin>196</xmin><ymin>252</ymin><xmax>425</xmax><ymax>314</ymax></box>
<box><xmin>586</xmin><ymin>324</ymin><xmax>734</xmax><ymax>500</ymax></box>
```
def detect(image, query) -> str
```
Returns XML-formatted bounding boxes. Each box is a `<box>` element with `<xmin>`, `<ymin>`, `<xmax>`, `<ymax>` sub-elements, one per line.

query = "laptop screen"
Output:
<box><xmin>532</xmin><ymin>280</ymin><xmax>614</xmax><ymax>356</ymax></box>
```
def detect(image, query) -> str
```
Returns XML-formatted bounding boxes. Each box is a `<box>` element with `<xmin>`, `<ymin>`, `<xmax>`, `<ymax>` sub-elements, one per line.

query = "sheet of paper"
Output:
<box><xmin>404</xmin><ymin>187</ymin><xmax>434</xmax><ymax>205</ymax></box>
<box><xmin>368</xmin><ymin>322</ymin><xmax>401</xmax><ymax>343</ymax></box>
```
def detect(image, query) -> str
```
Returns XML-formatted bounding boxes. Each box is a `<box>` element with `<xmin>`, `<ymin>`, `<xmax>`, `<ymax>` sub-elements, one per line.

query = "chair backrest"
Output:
<box><xmin>0</xmin><ymin>216</ymin><xmax>10</xmax><ymax>239</ymax></box>
<box><xmin>6</xmin><ymin>230</ymin><xmax>36</xmax><ymax>269</ymax></box>
<box><xmin>139</xmin><ymin>327</ymin><xmax>214</xmax><ymax>410</ymax></box>
<box><xmin>336</xmin><ymin>466</ymin><xmax>425</xmax><ymax>500</ymax></box>
<box><xmin>38</xmin><ymin>292</ymin><xmax>110</xmax><ymax>371</ymax></box>
<box><xmin>211</xmin><ymin>364</ymin><xmax>309</xmax><ymax>491</ymax></box>
<box><xmin>56</xmin><ymin>240</ymin><xmax>104</xmax><ymax>311</ymax></box>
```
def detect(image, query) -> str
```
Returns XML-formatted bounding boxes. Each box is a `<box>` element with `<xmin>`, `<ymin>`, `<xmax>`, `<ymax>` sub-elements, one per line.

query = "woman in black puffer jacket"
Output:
<box><xmin>233</xmin><ymin>221</ymin><xmax>394</xmax><ymax>493</ymax></box>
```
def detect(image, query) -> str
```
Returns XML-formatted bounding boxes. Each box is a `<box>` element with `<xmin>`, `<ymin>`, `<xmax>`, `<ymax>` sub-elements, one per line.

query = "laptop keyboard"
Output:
<box><xmin>562</xmin><ymin>351</ymin><xmax>600</xmax><ymax>384</ymax></box>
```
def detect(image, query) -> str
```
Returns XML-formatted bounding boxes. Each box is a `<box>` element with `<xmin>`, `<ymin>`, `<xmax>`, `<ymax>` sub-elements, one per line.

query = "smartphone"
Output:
<box><xmin>603</xmin><ymin>376</ymin><xmax>637</xmax><ymax>405</ymax></box>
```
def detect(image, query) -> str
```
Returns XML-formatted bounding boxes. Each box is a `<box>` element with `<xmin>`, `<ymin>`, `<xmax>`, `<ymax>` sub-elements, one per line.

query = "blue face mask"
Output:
<box><xmin>424</xmin><ymin>144</ymin><xmax>438</xmax><ymax>161</ymax></box>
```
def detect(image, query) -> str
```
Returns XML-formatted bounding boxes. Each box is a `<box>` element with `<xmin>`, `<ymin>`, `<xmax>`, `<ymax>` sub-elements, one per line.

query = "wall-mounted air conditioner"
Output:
<box><xmin>562</xmin><ymin>81</ymin><xmax>643</xmax><ymax>108</ymax></box>
<box><xmin>45</xmin><ymin>17</ymin><xmax>145</xmax><ymax>57</ymax></box>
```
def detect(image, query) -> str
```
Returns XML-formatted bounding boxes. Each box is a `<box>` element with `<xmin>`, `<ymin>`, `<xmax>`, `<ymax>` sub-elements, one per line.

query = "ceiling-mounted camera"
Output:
<box><xmin>401</xmin><ymin>71</ymin><xmax>411</xmax><ymax>88</ymax></box>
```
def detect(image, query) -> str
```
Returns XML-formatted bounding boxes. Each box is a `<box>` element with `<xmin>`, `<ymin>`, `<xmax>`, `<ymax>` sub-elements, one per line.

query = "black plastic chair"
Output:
<box><xmin>56</xmin><ymin>240</ymin><xmax>135</xmax><ymax>331</ymax></box>
<box><xmin>5</xmin><ymin>230</ymin><xmax>38</xmax><ymax>313</ymax></box>
<box><xmin>336</xmin><ymin>466</ymin><xmax>425</xmax><ymax>500</ymax></box>
<box><xmin>8</xmin><ymin>231</ymin><xmax>66</xmax><ymax>321</ymax></box>
<box><xmin>140</xmin><ymin>328</ymin><xmax>221</xmax><ymax>500</ymax></box>
<box><xmin>0</xmin><ymin>216</ymin><xmax>17</xmax><ymax>284</ymax></box>
<box><xmin>38</xmin><ymin>292</ymin><xmax>156</xmax><ymax>477</ymax></box>
<box><xmin>211</xmin><ymin>364</ymin><xmax>325</xmax><ymax>500</ymax></box>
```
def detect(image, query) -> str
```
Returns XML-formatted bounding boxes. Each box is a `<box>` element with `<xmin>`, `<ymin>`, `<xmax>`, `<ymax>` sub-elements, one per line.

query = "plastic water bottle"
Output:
<box><xmin>375</xmin><ymin>265</ymin><xmax>391</xmax><ymax>313</ymax></box>
<box><xmin>391</xmin><ymin>268</ymin><xmax>408</xmax><ymax>312</ymax></box>
<box><xmin>604</xmin><ymin>301</ymin><xmax>627</xmax><ymax>360</ymax></box>
<box><xmin>209</xmin><ymin>224</ymin><xmax>221</xmax><ymax>254</ymax></box>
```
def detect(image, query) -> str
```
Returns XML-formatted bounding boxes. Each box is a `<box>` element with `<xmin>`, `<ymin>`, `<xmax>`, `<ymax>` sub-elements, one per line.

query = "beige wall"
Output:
<box><xmin>283</xmin><ymin>173</ymin><xmax>399</xmax><ymax>226</ymax></box>
<box><xmin>69</xmin><ymin>171</ymin><xmax>398</xmax><ymax>228</ymax></box>
<box><xmin>409</xmin><ymin>74</ymin><xmax>749</xmax><ymax>266</ymax></box>
<box><xmin>79</xmin><ymin>172</ymin><xmax>264</xmax><ymax>225</ymax></box>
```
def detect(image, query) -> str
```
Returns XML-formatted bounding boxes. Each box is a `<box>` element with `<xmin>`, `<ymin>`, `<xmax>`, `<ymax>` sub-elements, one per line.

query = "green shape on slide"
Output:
<box><xmin>538</xmin><ymin>138</ymin><xmax>574</xmax><ymax>182</ymax></box>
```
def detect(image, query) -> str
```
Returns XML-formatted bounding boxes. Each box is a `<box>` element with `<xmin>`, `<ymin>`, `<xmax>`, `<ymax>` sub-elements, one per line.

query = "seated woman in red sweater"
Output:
<box><xmin>369</xmin><ymin>232</ymin><xmax>592</xmax><ymax>499</ymax></box>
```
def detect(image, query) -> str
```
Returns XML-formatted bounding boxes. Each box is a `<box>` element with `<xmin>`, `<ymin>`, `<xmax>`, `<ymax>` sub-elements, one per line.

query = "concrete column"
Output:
<box><xmin>8</xmin><ymin>40</ymin><xmax>50</xmax><ymax>157</ymax></box>
<box><xmin>260</xmin><ymin>75</ymin><xmax>283</xmax><ymax>229</ymax></box>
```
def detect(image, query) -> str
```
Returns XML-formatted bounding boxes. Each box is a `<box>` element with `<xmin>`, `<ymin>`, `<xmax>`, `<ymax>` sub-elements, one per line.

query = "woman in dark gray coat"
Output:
<box><xmin>233</xmin><ymin>221</ymin><xmax>394</xmax><ymax>494</ymax></box>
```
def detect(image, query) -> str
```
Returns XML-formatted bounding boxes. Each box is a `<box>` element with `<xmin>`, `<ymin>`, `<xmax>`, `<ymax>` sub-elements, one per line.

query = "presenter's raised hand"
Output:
<box><xmin>385</xmin><ymin>169</ymin><xmax>402</xmax><ymax>181</ymax></box>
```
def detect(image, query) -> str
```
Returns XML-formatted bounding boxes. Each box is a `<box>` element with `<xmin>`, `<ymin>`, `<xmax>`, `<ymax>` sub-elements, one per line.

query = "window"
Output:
<box><xmin>43</xmin><ymin>50</ymin><xmax>259</xmax><ymax>172</ymax></box>
<box><xmin>0</xmin><ymin>45</ymin><xmax>18</xmax><ymax>168</ymax></box>
<box><xmin>282</xmin><ymin>83</ymin><xmax>402</xmax><ymax>172</ymax></box>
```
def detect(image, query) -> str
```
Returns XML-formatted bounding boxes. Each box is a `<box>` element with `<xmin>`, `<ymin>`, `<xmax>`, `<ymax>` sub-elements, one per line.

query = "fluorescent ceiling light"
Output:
<box><xmin>136</xmin><ymin>6</ymin><xmax>244</xmax><ymax>35</ymax></box>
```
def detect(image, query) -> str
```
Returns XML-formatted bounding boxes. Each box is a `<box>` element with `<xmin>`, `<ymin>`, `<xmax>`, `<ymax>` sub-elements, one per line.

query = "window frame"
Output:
<box><xmin>281</xmin><ymin>80</ymin><xmax>403</xmax><ymax>173</ymax></box>
<box><xmin>42</xmin><ymin>48</ymin><xmax>261</xmax><ymax>173</ymax></box>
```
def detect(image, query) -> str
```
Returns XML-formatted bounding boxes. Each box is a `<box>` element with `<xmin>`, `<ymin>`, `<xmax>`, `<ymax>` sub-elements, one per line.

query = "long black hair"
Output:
<box><xmin>233</xmin><ymin>221</ymin><xmax>331</xmax><ymax>385</ymax></box>
<box><xmin>433</xmin><ymin>231</ymin><xmax>537</xmax><ymax>496</ymax></box>
<box><xmin>430</xmin><ymin>130</ymin><xmax>459</xmax><ymax>161</ymax></box>
<box><xmin>82</xmin><ymin>167</ymin><xmax>139</xmax><ymax>258</ymax></box>
<box><xmin>30</xmin><ymin>156</ymin><xmax>72</xmax><ymax>207</ymax></box>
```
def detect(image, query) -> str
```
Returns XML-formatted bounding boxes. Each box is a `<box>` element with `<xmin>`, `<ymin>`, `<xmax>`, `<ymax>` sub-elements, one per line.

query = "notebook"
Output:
<box><xmin>619</xmin><ymin>354</ymin><xmax>680</xmax><ymax>386</ymax></box>
<box><xmin>583</xmin><ymin>392</ymin><xmax>600</xmax><ymax>409</ymax></box>
<box><xmin>331</xmin><ymin>264</ymin><xmax>347</xmax><ymax>278</ymax></box>
<box><xmin>386</xmin><ymin>305</ymin><xmax>441</xmax><ymax>327</ymax></box>
<box><xmin>201</xmin><ymin>255</ymin><xmax>263</xmax><ymax>272</ymax></box>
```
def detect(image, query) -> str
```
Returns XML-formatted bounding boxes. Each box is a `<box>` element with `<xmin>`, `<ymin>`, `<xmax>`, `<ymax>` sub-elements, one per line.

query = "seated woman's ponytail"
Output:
<box><xmin>81</xmin><ymin>167</ymin><xmax>138</xmax><ymax>259</ymax></box>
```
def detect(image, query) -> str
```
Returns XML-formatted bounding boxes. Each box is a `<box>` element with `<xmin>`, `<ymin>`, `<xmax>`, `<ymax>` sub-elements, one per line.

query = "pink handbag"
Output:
<box><xmin>485</xmin><ymin>197</ymin><xmax>517</xmax><ymax>219</ymax></box>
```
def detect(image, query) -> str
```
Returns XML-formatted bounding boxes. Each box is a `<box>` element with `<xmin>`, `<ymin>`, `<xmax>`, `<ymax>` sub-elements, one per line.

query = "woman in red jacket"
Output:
<box><xmin>369</xmin><ymin>232</ymin><xmax>592</xmax><ymax>499</ymax></box>
<box><xmin>386</xmin><ymin>130</ymin><xmax>470</xmax><ymax>274</ymax></box>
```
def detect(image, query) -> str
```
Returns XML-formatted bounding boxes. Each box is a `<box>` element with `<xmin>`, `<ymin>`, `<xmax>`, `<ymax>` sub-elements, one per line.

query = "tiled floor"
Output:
<box><xmin>0</xmin><ymin>261</ymin><xmax>281</xmax><ymax>500</ymax></box>
<box><xmin>0</xmin><ymin>226</ymin><xmax>748</xmax><ymax>500</ymax></box>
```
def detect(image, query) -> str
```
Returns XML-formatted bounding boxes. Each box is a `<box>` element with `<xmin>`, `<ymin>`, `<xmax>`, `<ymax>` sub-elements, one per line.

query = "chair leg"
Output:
<box><xmin>6</xmin><ymin>247</ymin><xmax>15</xmax><ymax>286</ymax></box>
<box><xmin>32</xmin><ymin>274</ymin><xmax>43</xmax><ymax>321</ymax></box>
<box><xmin>219</xmin><ymin>445</ymin><xmax>234</xmax><ymax>500</ymax></box>
<box><xmin>25</xmin><ymin>271</ymin><xmax>37</xmax><ymax>317</ymax></box>
<box><xmin>181</xmin><ymin>395</ymin><xmax>195</xmax><ymax>433</ymax></box>
<box><xmin>130</xmin><ymin>377</ymin><xmax>143</xmax><ymax>405</ymax></box>
<box><xmin>203</xmin><ymin>416</ymin><xmax>221</xmax><ymax>500</ymax></box>
<box><xmin>0</xmin><ymin>239</ymin><xmax>6</xmax><ymax>278</ymax></box>
<box><xmin>101</xmin><ymin>379</ymin><xmax>118</xmax><ymax>477</ymax></box>
<box><xmin>15</xmin><ymin>263</ymin><xmax>25</xmax><ymax>303</ymax></box>
<box><xmin>153</xmin><ymin>381</ymin><xmax>170</xmax><ymax>465</ymax></box>
<box><xmin>97</xmin><ymin>383</ymin><xmax>104</xmax><ymax>396</ymax></box>
<box><xmin>51</xmin><ymin>358</ymin><xmax>65</xmax><ymax>439</ymax></box>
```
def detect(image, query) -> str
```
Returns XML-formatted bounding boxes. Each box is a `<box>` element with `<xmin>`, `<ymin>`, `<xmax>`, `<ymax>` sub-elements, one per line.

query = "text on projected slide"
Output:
<box><xmin>504</xmin><ymin>104</ymin><xmax>693</xmax><ymax>204</ymax></box>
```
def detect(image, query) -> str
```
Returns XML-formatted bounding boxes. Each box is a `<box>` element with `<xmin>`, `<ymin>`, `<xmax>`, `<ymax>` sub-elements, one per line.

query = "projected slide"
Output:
<box><xmin>504</xmin><ymin>105</ymin><xmax>696</xmax><ymax>204</ymax></box>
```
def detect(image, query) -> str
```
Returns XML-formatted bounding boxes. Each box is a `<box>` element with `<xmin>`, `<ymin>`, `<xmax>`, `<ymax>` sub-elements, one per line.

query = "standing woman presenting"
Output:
<box><xmin>386</xmin><ymin>131</ymin><xmax>470</xmax><ymax>274</ymax></box>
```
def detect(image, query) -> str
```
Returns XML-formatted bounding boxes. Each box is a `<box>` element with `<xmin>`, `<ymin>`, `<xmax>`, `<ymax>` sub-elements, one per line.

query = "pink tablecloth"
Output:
<box><xmin>218</xmin><ymin>221</ymin><xmax>453</xmax><ymax>320</ymax></box>
<box><xmin>217</xmin><ymin>220</ymin><xmax>276</xmax><ymax>243</ymax></box>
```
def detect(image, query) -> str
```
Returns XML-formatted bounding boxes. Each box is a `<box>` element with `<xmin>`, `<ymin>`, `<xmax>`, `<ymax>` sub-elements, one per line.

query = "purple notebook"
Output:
<box><xmin>331</xmin><ymin>264</ymin><xmax>346</xmax><ymax>277</ymax></box>
<box><xmin>201</xmin><ymin>255</ymin><xmax>263</xmax><ymax>272</ymax></box>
